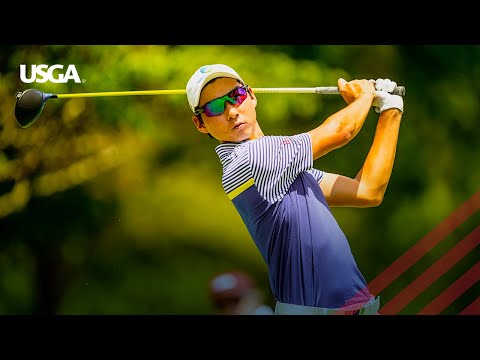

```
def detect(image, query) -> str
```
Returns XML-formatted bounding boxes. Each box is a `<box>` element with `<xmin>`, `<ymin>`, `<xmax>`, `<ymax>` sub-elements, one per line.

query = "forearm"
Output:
<box><xmin>308</xmin><ymin>92</ymin><xmax>374</xmax><ymax>159</ymax></box>
<box><xmin>355</xmin><ymin>109</ymin><xmax>403</xmax><ymax>202</ymax></box>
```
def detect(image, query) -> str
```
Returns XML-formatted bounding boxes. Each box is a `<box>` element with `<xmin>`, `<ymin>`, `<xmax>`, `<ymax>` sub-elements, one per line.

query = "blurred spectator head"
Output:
<box><xmin>208</xmin><ymin>270</ymin><xmax>273</xmax><ymax>315</ymax></box>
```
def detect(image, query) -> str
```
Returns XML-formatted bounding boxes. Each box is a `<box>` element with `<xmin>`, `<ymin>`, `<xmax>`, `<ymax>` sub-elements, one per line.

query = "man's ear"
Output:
<box><xmin>192</xmin><ymin>115</ymin><xmax>210</xmax><ymax>134</ymax></box>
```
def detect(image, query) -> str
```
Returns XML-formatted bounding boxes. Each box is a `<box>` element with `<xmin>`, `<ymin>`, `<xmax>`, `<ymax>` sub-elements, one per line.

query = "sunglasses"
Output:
<box><xmin>195</xmin><ymin>85</ymin><xmax>249</xmax><ymax>117</ymax></box>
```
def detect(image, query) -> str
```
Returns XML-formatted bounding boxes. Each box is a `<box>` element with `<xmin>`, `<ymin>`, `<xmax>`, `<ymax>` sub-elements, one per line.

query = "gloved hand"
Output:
<box><xmin>370</xmin><ymin>78</ymin><xmax>404</xmax><ymax>113</ymax></box>
<box><xmin>374</xmin><ymin>78</ymin><xmax>397</xmax><ymax>93</ymax></box>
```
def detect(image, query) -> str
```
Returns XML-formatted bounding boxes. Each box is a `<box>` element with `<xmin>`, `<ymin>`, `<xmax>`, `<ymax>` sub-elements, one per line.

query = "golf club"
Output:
<box><xmin>14</xmin><ymin>85</ymin><xmax>406</xmax><ymax>128</ymax></box>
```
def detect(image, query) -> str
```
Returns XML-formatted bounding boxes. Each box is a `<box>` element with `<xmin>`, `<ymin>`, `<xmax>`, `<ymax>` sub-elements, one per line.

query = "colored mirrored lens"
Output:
<box><xmin>198</xmin><ymin>86</ymin><xmax>248</xmax><ymax>117</ymax></box>
<box><xmin>204</xmin><ymin>96</ymin><xmax>236</xmax><ymax>116</ymax></box>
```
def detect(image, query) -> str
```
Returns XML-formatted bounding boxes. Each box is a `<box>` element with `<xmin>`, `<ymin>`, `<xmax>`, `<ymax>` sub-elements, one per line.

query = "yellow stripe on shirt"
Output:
<box><xmin>227</xmin><ymin>178</ymin><xmax>255</xmax><ymax>200</ymax></box>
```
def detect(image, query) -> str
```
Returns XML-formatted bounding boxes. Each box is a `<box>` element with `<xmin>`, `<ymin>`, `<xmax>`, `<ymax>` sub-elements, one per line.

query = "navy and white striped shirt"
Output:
<box><xmin>215</xmin><ymin>133</ymin><xmax>371</xmax><ymax>308</ymax></box>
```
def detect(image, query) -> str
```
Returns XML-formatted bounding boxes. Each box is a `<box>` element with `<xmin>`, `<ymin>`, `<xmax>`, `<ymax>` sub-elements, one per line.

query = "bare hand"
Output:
<box><xmin>338</xmin><ymin>78</ymin><xmax>376</xmax><ymax>105</ymax></box>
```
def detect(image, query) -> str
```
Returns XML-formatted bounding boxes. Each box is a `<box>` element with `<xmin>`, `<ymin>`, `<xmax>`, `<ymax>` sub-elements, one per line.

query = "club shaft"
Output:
<box><xmin>55</xmin><ymin>88</ymin><xmax>332</xmax><ymax>98</ymax></box>
<box><xmin>52</xmin><ymin>86</ymin><xmax>404</xmax><ymax>99</ymax></box>
<box><xmin>254</xmin><ymin>87</ymin><xmax>340</xmax><ymax>94</ymax></box>
<box><xmin>56</xmin><ymin>89</ymin><xmax>187</xmax><ymax>98</ymax></box>
<box><xmin>257</xmin><ymin>86</ymin><xmax>405</xmax><ymax>96</ymax></box>
<box><xmin>54</xmin><ymin>86</ymin><xmax>405</xmax><ymax>98</ymax></box>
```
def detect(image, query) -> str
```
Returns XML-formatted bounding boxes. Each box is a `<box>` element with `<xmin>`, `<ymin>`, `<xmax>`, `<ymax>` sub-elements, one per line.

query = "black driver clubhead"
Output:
<box><xmin>15</xmin><ymin>89</ymin><xmax>56</xmax><ymax>128</ymax></box>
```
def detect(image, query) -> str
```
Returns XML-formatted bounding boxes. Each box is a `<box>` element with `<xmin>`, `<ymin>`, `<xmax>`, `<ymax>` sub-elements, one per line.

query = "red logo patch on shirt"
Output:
<box><xmin>282</xmin><ymin>139</ymin><xmax>291</xmax><ymax>145</ymax></box>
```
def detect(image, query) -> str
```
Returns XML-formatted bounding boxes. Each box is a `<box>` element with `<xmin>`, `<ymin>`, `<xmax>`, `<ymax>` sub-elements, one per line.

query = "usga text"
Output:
<box><xmin>19</xmin><ymin>64</ymin><xmax>82</xmax><ymax>83</ymax></box>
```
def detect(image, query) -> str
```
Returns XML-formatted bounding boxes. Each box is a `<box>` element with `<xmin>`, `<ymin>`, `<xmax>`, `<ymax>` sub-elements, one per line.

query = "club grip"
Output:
<box><xmin>314</xmin><ymin>86</ymin><xmax>405</xmax><ymax>96</ymax></box>
<box><xmin>391</xmin><ymin>86</ymin><xmax>405</xmax><ymax>96</ymax></box>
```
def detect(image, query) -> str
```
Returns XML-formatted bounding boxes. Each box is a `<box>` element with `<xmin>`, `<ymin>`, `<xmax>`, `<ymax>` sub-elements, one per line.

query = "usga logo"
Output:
<box><xmin>19</xmin><ymin>64</ymin><xmax>82</xmax><ymax>83</ymax></box>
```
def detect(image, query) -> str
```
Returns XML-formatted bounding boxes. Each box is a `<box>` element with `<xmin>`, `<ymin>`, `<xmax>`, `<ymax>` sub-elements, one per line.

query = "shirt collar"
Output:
<box><xmin>215</xmin><ymin>140</ymin><xmax>252</xmax><ymax>166</ymax></box>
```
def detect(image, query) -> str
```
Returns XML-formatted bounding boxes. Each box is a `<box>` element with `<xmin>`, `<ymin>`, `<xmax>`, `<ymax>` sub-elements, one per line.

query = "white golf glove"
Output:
<box><xmin>374</xmin><ymin>78</ymin><xmax>397</xmax><ymax>93</ymax></box>
<box><xmin>370</xmin><ymin>78</ymin><xmax>404</xmax><ymax>113</ymax></box>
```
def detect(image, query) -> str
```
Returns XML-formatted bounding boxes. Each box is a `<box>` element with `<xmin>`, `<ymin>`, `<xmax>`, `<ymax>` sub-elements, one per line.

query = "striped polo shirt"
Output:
<box><xmin>215</xmin><ymin>133</ymin><xmax>371</xmax><ymax>309</ymax></box>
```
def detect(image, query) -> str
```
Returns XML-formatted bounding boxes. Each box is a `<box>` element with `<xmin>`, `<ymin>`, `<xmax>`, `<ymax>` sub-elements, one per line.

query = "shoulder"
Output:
<box><xmin>252</xmin><ymin>133</ymin><xmax>311</xmax><ymax>147</ymax></box>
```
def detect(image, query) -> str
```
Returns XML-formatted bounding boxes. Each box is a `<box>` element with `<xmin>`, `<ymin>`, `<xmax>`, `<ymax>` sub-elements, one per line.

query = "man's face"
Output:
<box><xmin>192</xmin><ymin>77</ymin><xmax>259</xmax><ymax>143</ymax></box>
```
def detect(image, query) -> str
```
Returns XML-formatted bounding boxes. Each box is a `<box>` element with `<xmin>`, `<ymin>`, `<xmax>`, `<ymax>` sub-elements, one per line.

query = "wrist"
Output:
<box><xmin>355</xmin><ymin>91</ymin><xmax>376</xmax><ymax>101</ymax></box>
<box><xmin>379</xmin><ymin>94</ymin><xmax>404</xmax><ymax>113</ymax></box>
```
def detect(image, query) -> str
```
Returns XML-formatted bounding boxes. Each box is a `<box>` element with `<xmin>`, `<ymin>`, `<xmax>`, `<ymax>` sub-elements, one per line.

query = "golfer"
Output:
<box><xmin>186</xmin><ymin>64</ymin><xmax>404</xmax><ymax>315</ymax></box>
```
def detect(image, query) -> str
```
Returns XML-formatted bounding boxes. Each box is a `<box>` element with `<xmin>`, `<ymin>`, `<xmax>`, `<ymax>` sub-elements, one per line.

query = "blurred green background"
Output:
<box><xmin>0</xmin><ymin>45</ymin><xmax>479</xmax><ymax>315</ymax></box>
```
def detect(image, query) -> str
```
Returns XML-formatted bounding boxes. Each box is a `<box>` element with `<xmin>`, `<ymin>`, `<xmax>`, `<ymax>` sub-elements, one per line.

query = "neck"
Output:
<box><xmin>252</xmin><ymin>122</ymin><xmax>264</xmax><ymax>139</ymax></box>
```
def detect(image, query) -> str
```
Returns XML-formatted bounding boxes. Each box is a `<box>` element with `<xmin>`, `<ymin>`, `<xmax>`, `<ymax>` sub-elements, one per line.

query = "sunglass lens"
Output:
<box><xmin>204</xmin><ymin>98</ymin><xmax>229</xmax><ymax>116</ymax></box>
<box><xmin>231</xmin><ymin>87</ymin><xmax>248</xmax><ymax>102</ymax></box>
<box><xmin>203</xmin><ymin>86</ymin><xmax>248</xmax><ymax>117</ymax></box>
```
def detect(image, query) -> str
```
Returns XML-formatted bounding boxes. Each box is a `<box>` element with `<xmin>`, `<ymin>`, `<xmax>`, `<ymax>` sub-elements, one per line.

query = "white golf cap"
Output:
<box><xmin>186</xmin><ymin>64</ymin><xmax>244</xmax><ymax>113</ymax></box>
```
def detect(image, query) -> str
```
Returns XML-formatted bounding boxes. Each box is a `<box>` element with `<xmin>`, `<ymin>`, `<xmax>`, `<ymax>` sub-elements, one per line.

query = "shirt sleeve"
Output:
<box><xmin>307</xmin><ymin>168</ymin><xmax>324</xmax><ymax>183</ymax></box>
<box><xmin>249</xmin><ymin>133</ymin><xmax>318</xmax><ymax>203</ymax></box>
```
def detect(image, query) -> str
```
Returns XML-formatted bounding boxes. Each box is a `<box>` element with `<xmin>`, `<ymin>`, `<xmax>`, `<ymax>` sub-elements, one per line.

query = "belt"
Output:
<box><xmin>275</xmin><ymin>296</ymin><xmax>380</xmax><ymax>315</ymax></box>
